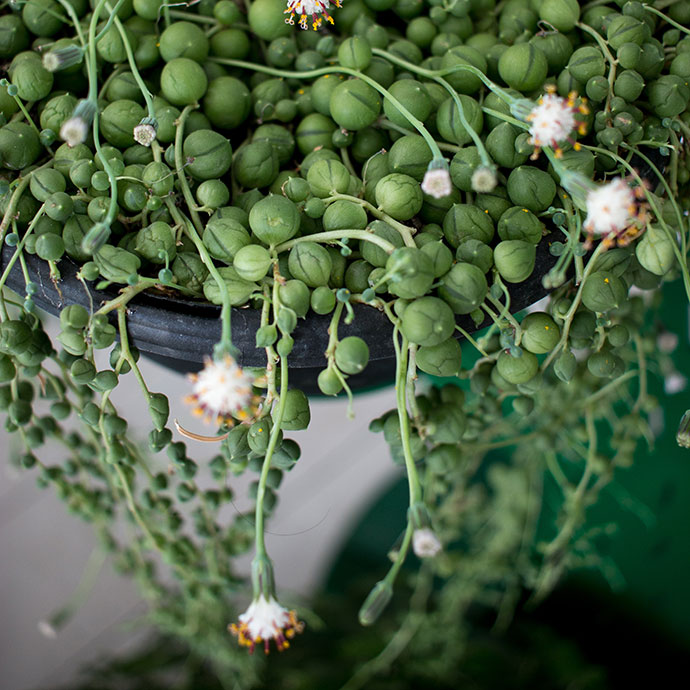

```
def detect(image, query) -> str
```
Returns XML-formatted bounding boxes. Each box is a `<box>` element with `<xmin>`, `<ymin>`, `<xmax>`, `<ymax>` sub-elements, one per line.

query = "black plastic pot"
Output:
<box><xmin>2</xmin><ymin>237</ymin><xmax>559</xmax><ymax>393</ymax></box>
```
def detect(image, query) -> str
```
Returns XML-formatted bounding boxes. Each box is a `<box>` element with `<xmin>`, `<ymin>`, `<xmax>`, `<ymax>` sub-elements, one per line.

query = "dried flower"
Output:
<box><xmin>185</xmin><ymin>355</ymin><xmax>260</xmax><ymax>424</ymax></box>
<box><xmin>229</xmin><ymin>595</ymin><xmax>304</xmax><ymax>654</ymax></box>
<box><xmin>421</xmin><ymin>160</ymin><xmax>452</xmax><ymax>199</ymax></box>
<box><xmin>412</xmin><ymin>528</ymin><xmax>442</xmax><ymax>558</ymax></box>
<box><xmin>60</xmin><ymin>118</ymin><xmax>89</xmax><ymax>147</ymax></box>
<box><xmin>133</xmin><ymin>117</ymin><xmax>158</xmax><ymax>147</ymax></box>
<box><xmin>42</xmin><ymin>45</ymin><xmax>83</xmax><ymax>72</ymax></box>
<box><xmin>59</xmin><ymin>99</ymin><xmax>97</xmax><ymax>147</ymax></box>
<box><xmin>285</xmin><ymin>0</ymin><xmax>340</xmax><ymax>30</ymax></box>
<box><xmin>471</xmin><ymin>165</ymin><xmax>497</xmax><ymax>193</ymax></box>
<box><xmin>526</xmin><ymin>87</ymin><xmax>589</xmax><ymax>158</ymax></box>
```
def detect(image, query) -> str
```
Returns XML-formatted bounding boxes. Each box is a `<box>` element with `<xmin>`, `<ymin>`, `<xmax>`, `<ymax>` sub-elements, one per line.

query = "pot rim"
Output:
<box><xmin>1</xmin><ymin>234</ymin><xmax>558</xmax><ymax>369</ymax></box>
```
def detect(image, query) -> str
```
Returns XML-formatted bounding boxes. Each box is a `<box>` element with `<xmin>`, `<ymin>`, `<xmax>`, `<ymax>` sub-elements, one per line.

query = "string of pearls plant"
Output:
<box><xmin>1</xmin><ymin>0</ymin><xmax>690</xmax><ymax>684</ymax></box>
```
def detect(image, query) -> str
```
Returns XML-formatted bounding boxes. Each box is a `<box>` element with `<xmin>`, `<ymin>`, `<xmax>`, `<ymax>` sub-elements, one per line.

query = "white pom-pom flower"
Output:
<box><xmin>59</xmin><ymin>116</ymin><xmax>89</xmax><ymax>147</ymax></box>
<box><xmin>412</xmin><ymin>528</ymin><xmax>442</xmax><ymax>558</ymax></box>
<box><xmin>526</xmin><ymin>87</ymin><xmax>589</xmax><ymax>157</ymax></box>
<box><xmin>665</xmin><ymin>373</ymin><xmax>687</xmax><ymax>395</ymax></box>
<box><xmin>185</xmin><ymin>355</ymin><xmax>259</xmax><ymax>424</ymax></box>
<box><xmin>471</xmin><ymin>165</ymin><xmax>497</xmax><ymax>193</ymax></box>
<box><xmin>229</xmin><ymin>595</ymin><xmax>304</xmax><ymax>654</ymax></box>
<box><xmin>285</xmin><ymin>0</ymin><xmax>340</xmax><ymax>30</ymax></box>
<box><xmin>583</xmin><ymin>178</ymin><xmax>637</xmax><ymax>237</ymax></box>
<box><xmin>133</xmin><ymin>118</ymin><xmax>157</xmax><ymax>147</ymax></box>
<box><xmin>59</xmin><ymin>99</ymin><xmax>97</xmax><ymax>148</ymax></box>
<box><xmin>421</xmin><ymin>161</ymin><xmax>452</xmax><ymax>199</ymax></box>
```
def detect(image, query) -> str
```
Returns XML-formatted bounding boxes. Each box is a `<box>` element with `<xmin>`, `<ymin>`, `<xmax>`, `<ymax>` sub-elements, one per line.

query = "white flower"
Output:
<box><xmin>60</xmin><ymin>99</ymin><xmax>97</xmax><ymax>147</ymax></box>
<box><xmin>471</xmin><ymin>165</ymin><xmax>497</xmax><ymax>193</ymax></box>
<box><xmin>583</xmin><ymin>178</ymin><xmax>637</xmax><ymax>236</ymax></box>
<box><xmin>59</xmin><ymin>116</ymin><xmax>88</xmax><ymax>147</ymax></box>
<box><xmin>528</xmin><ymin>93</ymin><xmax>576</xmax><ymax>149</ymax></box>
<box><xmin>185</xmin><ymin>355</ymin><xmax>257</xmax><ymax>424</ymax></box>
<box><xmin>37</xmin><ymin>620</ymin><xmax>58</xmax><ymax>639</ymax></box>
<box><xmin>657</xmin><ymin>331</ymin><xmax>678</xmax><ymax>353</ymax></box>
<box><xmin>229</xmin><ymin>595</ymin><xmax>304</xmax><ymax>654</ymax></box>
<box><xmin>421</xmin><ymin>166</ymin><xmax>452</xmax><ymax>199</ymax></box>
<box><xmin>412</xmin><ymin>528</ymin><xmax>442</xmax><ymax>558</ymax></box>
<box><xmin>285</xmin><ymin>0</ymin><xmax>340</xmax><ymax>30</ymax></box>
<box><xmin>665</xmin><ymin>373</ymin><xmax>687</xmax><ymax>395</ymax></box>
<box><xmin>133</xmin><ymin>123</ymin><xmax>157</xmax><ymax>147</ymax></box>
<box><xmin>42</xmin><ymin>45</ymin><xmax>83</xmax><ymax>72</ymax></box>
<box><xmin>42</xmin><ymin>52</ymin><xmax>62</xmax><ymax>72</ymax></box>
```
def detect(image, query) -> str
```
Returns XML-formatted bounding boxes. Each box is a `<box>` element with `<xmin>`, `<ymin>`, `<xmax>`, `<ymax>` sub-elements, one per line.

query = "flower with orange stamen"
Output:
<box><xmin>526</xmin><ymin>86</ymin><xmax>589</xmax><ymax>158</ymax></box>
<box><xmin>229</xmin><ymin>595</ymin><xmax>304</xmax><ymax>654</ymax></box>
<box><xmin>582</xmin><ymin>177</ymin><xmax>648</xmax><ymax>248</ymax></box>
<box><xmin>185</xmin><ymin>355</ymin><xmax>261</xmax><ymax>425</ymax></box>
<box><xmin>284</xmin><ymin>0</ymin><xmax>341</xmax><ymax>30</ymax></box>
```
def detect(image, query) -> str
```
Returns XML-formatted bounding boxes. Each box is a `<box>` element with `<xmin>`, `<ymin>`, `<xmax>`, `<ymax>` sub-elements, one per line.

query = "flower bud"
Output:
<box><xmin>358</xmin><ymin>580</ymin><xmax>393</xmax><ymax>626</ymax></box>
<box><xmin>677</xmin><ymin>411</ymin><xmax>690</xmax><ymax>449</ymax></box>
<box><xmin>42</xmin><ymin>45</ymin><xmax>83</xmax><ymax>72</ymax></box>
<box><xmin>81</xmin><ymin>222</ymin><xmax>112</xmax><ymax>255</ymax></box>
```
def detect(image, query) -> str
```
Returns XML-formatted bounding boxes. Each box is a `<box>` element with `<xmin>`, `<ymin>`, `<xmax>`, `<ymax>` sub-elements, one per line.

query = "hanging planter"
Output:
<box><xmin>1</xmin><ymin>0</ymin><xmax>690</xmax><ymax>684</ymax></box>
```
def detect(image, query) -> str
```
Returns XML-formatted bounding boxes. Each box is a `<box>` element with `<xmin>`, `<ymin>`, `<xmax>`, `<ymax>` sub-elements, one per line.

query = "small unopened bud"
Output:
<box><xmin>421</xmin><ymin>159</ymin><xmax>452</xmax><ymax>199</ymax></box>
<box><xmin>81</xmin><ymin>222</ymin><xmax>111</xmax><ymax>255</ymax></box>
<box><xmin>471</xmin><ymin>165</ymin><xmax>497</xmax><ymax>193</ymax></box>
<box><xmin>677</xmin><ymin>410</ymin><xmax>690</xmax><ymax>448</ymax></box>
<box><xmin>133</xmin><ymin>117</ymin><xmax>158</xmax><ymax>147</ymax></box>
<box><xmin>42</xmin><ymin>45</ymin><xmax>83</xmax><ymax>72</ymax></box>
<box><xmin>558</xmin><ymin>169</ymin><xmax>595</xmax><ymax>212</ymax></box>
<box><xmin>358</xmin><ymin>580</ymin><xmax>393</xmax><ymax>626</ymax></box>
